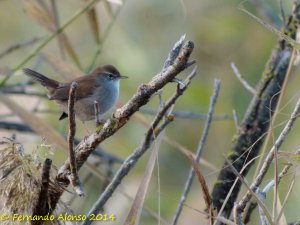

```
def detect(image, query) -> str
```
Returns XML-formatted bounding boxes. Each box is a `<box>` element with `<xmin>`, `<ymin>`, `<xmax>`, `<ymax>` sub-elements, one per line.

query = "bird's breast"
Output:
<box><xmin>57</xmin><ymin>81</ymin><xmax>120</xmax><ymax>121</ymax></box>
<box><xmin>93</xmin><ymin>81</ymin><xmax>120</xmax><ymax>114</ymax></box>
<box><xmin>75</xmin><ymin>81</ymin><xmax>119</xmax><ymax>121</ymax></box>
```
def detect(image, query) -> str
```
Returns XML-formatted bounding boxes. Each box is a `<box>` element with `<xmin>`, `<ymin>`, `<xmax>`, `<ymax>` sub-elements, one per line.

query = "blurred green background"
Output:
<box><xmin>1</xmin><ymin>0</ymin><xmax>300</xmax><ymax>224</ymax></box>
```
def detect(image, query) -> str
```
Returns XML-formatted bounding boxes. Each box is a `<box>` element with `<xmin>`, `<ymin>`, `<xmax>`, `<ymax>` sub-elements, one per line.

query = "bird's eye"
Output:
<box><xmin>107</xmin><ymin>73</ymin><xmax>114</xmax><ymax>79</ymax></box>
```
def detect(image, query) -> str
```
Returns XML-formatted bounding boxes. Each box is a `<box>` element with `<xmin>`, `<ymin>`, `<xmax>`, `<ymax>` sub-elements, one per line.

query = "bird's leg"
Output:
<box><xmin>98</xmin><ymin>115</ymin><xmax>106</xmax><ymax>125</ymax></box>
<box><xmin>81</xmin><ymin>121</ymin><xmax>91</xmax><ymax>141</ymax></box>
<box><xmin>94</xmin><ymin>100</ymin><xmax>106</xmax><ymax>127</ymax></box>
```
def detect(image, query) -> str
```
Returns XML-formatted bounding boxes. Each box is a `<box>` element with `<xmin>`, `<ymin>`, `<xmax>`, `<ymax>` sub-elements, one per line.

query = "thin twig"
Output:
<box><xmin>257</xmin><ymin>190</ymin><xmax>270</xmax><ymax>225</ymax></box>
<box><xmin>232</xmin><ymin>109</ymin><xmax>239</xmax><ymax>131</ymax></box>
<box><xmin>31</xmin><ymin>158</ymin><xmax>52</xmax><ymax>225</ymax></box>
<box><xmin>237</xmin><ymin>96</ymin><xmax>300</xmax><ymax>213</ymax></box>
<box><xmin>67</xmin><ymin>81</ymin><xmax>83</xmax><ymax>196</ymax></box>
<box><xmin>171</xmin><ymin>79</ymin><xmax>221</xmax><ymax>225</ymax></box>
<box><xmin>81</xmin><ymin>65</ymin><xmax>197</xmax><ymax>225</ymax></box>
<box><xmin>216</xmin><ymin>216</ymin><xmax>237</xmax><ymax>225</ymax></box>
<box><xmin>231</xmin><ymin>62</ymin><xmax>256</xmax><ymax>95</ymax></box>
<box><xmin>185</xmin><ymin>59</ymin><xmax>197</xmax><ymax>68</ymax></box>
<box><xmin>139</xmin><ymin>108</ymin><xmax>234</xmax><ymax>120</ymax></box>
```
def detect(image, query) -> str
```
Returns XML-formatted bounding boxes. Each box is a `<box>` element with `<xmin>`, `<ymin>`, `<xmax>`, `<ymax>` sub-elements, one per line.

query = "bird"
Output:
<box><xmin>22</xmin><ymin>65</ymin><xmax>128</xmax><ymax>123</ymax></box>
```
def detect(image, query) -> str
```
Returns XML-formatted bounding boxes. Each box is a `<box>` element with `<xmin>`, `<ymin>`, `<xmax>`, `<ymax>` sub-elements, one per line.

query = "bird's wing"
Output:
<box><xmin>49</xmin><ymin>75</ymin><xmax>98</xmax><ymax>101</ymax></box>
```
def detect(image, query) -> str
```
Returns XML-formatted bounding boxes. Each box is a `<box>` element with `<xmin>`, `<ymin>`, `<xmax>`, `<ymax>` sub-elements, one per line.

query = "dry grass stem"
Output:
<box><xmin>0</xmin><ymin>139</ymin><xmax>41</xmax><ymax>225</ymax></box>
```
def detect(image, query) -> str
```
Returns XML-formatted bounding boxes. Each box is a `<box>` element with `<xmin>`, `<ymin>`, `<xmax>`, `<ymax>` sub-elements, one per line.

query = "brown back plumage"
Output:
<box><xmin>23</xmin><ymin>68</ymin><xmax>98</xmax><ymax>101</ymax></box>
<box><xmin>49</xmin><ymin>75</ymin><xmax>98</xmax><ymax>101</ymax></box>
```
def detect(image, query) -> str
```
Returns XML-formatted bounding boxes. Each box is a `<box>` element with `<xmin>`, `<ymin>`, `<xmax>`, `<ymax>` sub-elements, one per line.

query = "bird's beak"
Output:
<box><xmin>119</xmin><ymin>75</ymin><xmax>128</xmax><ymax>79</ymax></box>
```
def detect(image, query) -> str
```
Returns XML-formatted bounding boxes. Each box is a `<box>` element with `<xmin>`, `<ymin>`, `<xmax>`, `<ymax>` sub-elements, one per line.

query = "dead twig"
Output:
<box><xmin>67</xmin><ymin>81</ymin><xmax>84</xmax><ymax>196</ymax></box>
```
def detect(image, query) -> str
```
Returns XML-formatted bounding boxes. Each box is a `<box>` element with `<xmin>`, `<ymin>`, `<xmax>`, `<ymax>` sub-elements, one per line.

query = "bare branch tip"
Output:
<box><xmin>186</xmin><ymin>66</ymin><xmax>198</xmax><ymax>81</ymax></box>
<box><xmin>191</xmin><ymin>65</ymin><xmax>198</xmax><ymax>73</ymax></box>
<box><xmin>180</xmin><ymin>34</ymin><xmax>186</xmax><ymax>42</ymax></box>
<box><xmin>184</xmin><ymin>40</ymin><xmax>194</xmax><ymax>49</ymax></box>
<box><xmin>186</xmin><ymin>59</ymin><xmax>196</xmax><ymax>68</ymax></box>
<box><xmin>44</xmin><ymin>158</ymin><xmax>52</xmax><ymax>165</ymax></box>
<box><xmin>214</xmin><ymin>79</ymin><xmax>221</xmax><ymax>87</ymax></box>
<box><xmin>74</xmin><ymin>186</ymin><xmax>85</xmax><ymax>196</ymax></box>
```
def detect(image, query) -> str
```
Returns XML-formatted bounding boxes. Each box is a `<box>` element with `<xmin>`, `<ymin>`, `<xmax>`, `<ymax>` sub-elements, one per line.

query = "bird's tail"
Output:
<box><xmin>22</xmin><ymin>68</ymin><xmax>59</xmax><ymax>89</ymax></box>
